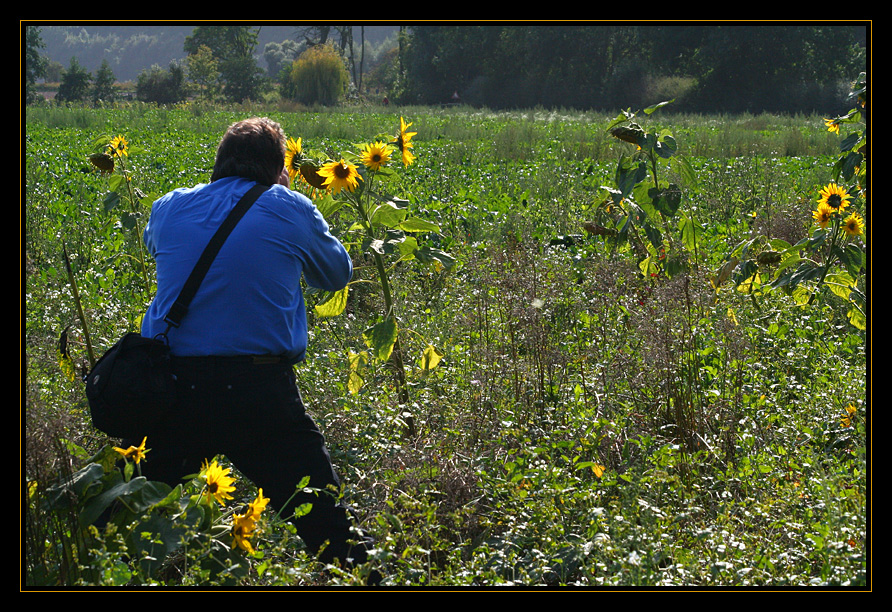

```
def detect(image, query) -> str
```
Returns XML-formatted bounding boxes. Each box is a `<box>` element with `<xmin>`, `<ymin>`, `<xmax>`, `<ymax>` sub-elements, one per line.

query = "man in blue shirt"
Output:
<box><xmin>130</xmin><ymin>117</ymin><xmax>376</xmax><ymax>581</ymax></box>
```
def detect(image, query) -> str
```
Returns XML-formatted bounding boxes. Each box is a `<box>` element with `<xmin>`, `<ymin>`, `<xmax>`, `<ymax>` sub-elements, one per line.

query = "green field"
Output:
<box><xmin>24</xmin><ymin>101</ymin><xmax>868</xmax><ymax>588</ymax></box>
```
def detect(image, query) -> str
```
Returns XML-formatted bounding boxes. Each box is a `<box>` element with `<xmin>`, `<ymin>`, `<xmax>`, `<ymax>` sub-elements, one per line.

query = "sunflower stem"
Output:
<box><xmin>61</xmin><ymin>243</ymin><xmax>96</xmax><ymax>368</ymax></box>
<box><xmin>356</xmin><ymin>175</ymin><xmax>414</xmax><ymax>436</ymax></box>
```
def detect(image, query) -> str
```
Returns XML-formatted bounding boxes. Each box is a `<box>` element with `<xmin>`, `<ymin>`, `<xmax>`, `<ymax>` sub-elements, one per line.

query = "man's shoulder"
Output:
<box><xmin>264</xmin><ymin>183</ymin><xmax>311</xmax><ymax>204</ymax></box>
<box><xmin>155</xmin><ymin>182</ymin><xmax>209</xmax><ymax>205</ymax></box>
<box><xmin>260</xmin><ymin>184</ymin><xmax>319</xmax><ymax>215</ymax></box>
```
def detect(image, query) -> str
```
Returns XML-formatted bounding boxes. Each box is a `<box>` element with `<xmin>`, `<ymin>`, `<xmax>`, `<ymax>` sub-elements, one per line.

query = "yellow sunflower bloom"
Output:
<box><xmin>108</xmin><ymin>135</ymin><xmax>128</xmax><ymax>158</ymax></box>
<box><xmin>817</xmin><ymin>183</ymin><xmax>852</xmax><ymax>213</ymax></box>
<box><xmin>823</xmin><ymin>118</ymin><xmax>840</xmax><ymax>134</ymax></box>
<box><xmin>231</xmin><ymin>511</ymin><xmax>258</xmax><ymax>553</ymax></box>
<box><xmin>113</xmin><ymin>436</ymin><xmax>150</xmax><ymax>465</ymax></box>
<box><xmin>842</xmin><ymin>211</ymin><xmax>864</xmax><ymax>237</ymax></box>
<box><xmin>247</xmin><ymin>488</ymin><xmax>270</xmax><ymax>521</ymax></box>
<box><xmin>318</xmin><ymin>159</ymin><xmax>362</xmax><ymax>194</ymax></box>
<box><xmin>812</xmin><ymin>203</ymin><xmax>834</xmax><ymax>229</ymax></box>
<box><xmin>393</xmin><ymin>116</ymin><xmax>417</xmax><ymax>167</ymax></box>
<box><xmin>284</xmin><ymin>137</ymin><xmax>303</xmax><ymax>184</ymax></box>
<box><xmin>361</xmin><ymin>141</ymin><xmax>393</xmax><ymax>172</ymax></box>
<box><xmin>230</xmin><ymin>489</ymin><xmax>269</xmax><ymax>554</ymax></box>
<box><xmin>201</xmin><ymin>459</ymin><xmax>237</xmax><ymax>506</ymax></box>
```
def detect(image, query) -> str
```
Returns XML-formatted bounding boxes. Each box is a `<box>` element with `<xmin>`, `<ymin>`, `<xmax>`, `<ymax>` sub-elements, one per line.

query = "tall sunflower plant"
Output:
<box><xmin>284</xmin><ymin>118</ymin><xmax>454</xmax><ymax>431</ymax></box>
<box><xmin>88</xmin><ymin>134</ymin><xmax>154</xmax><ymax>298</ymax></box>
<box><xmin>720</xmin><ymin>74</ymin><xmax>867</xmax><ymax>329</ymax></box>
<box><xmin>591</xmin><ymin>99</ymin><xmax>701</xmax><ymax>280</ymax></box>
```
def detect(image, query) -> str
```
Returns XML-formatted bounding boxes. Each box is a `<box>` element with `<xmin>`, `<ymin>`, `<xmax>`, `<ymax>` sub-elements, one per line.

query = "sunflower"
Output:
<box><xmin>318</xmin><ymin>159</ymin><xmax>362</xmax><ymax>194</ymax></box>
<box><xmin>361</xmin><ymin>141</ymin><xmax>393</xmax><ymax>172</ymax></box>
<box><xmin>108</xmin><ymin>135</ymin><xmax>128</xmax><ymax>158</ymax></box>
<box><xmin>230</xmin><ymin>489</ymin><xmax>269</xmax><ymax>554</ymax></box>
<box><xmin>841</xmin><ymin>403</ymin><xmax>857</xmax><ymax>428</ymax></box>
<box><xmin>88</xmin><ymin>152</ymin><xmax>115</xmax><ymax>173</ymax></box>
<box><xmin>113</xmin><ymin>436</ymin><xmax>150</xmax><ymax>465</ymax></box>
<box><xmin>393</xmin><ymin>116</ymin><xmax>417</xmax><ymax>167</ymax></box>
<box><xmin>823</xmin><ymin>118</ymin><xmax>840</xmax><ymax>135</ymax></box>
<box><xmin>842</xmin><ymin>211</ymin><xmax>864</xmax><ymax>237</ymax></box>
<box><xmin>284</xmin><ymin>137</ymin><xmax>303</xmax><ymax>184</ymax></box>
<box><xmin>246</xmin><ymin>488</ymin><xmax>270</xmax><ymax>521</ymax></box>
<box><xmin>201</xmin><ymin>459</ymin><xmax>237</xmax><ymax>506</ymax></box>
<box><xmin>299</xmin><ymin>161</ymin><xmax>329</xmax><ymax>191</ymax></box>
<box><xmin>812</xmin><ymin>203</ymin><xmax>834</xmax><ymax>229</ymax></box>
<box><xmin>231</xmin><ymin>511</ymin><xmax>258</xmax><ymax>554</ymax></box>
<box><xmin>817</xmin><ymin>183</ymin><xmax>852</xmax><ymax>213</ymax></box>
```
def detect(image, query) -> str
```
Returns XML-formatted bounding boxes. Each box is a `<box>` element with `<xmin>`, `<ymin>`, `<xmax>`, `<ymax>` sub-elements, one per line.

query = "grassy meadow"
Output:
<box><xmin>24</xmin><ymin>101</ymin><xmax>867</xmax><ymax>588</ymax></box>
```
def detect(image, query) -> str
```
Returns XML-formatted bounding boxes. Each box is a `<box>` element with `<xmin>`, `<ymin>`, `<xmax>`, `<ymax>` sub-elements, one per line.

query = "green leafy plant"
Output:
<box><xmin>589</xmin><ymin>100</ymin><xmax>701</xmax><ymax>279</ymax></box>
<box><xmin>26</xmin><ymin>438</ymin><xmax>294</xmax><ymax>586</ymax></box>
<box><xmin>285</xmin><ymin>117</ymin><xmax>454</xmax><ymax>436</ymax></box>
<box><xmin>717</xmin><ymin>74</ymin><xmax>867</xmax><ymax>328</ymax></box>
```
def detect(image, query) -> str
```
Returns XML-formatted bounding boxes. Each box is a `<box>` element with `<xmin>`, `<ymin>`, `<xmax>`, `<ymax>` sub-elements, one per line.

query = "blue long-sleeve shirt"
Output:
<box><xmin>141</xmin><ymin>176</ymin><xmax>352</xmax><ymax>363</ymax></box>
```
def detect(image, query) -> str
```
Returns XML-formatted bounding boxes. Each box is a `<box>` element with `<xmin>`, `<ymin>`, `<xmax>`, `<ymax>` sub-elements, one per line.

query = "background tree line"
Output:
<box><xmin>25</xmin><ymin>23</ymin><xmax>867</xmax><ymax>114</ymax></box>
<box><xmin>400</xmin><ymin>24</ymin><xmax>867</xmax><ymax>114</ymax></box>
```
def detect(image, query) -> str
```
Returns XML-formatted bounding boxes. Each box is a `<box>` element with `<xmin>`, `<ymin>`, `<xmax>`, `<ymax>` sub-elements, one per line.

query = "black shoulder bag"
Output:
<box><xmin>85</xmin><ymin>183</ymin><xmax>270</xmax><ymax>438</ymax></box>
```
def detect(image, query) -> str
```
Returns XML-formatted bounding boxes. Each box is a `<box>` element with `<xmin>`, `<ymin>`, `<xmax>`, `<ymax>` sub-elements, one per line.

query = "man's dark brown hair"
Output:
<box><xmin>211</xmin><ymin>117</ymin><xmax>286</xmax><ymax>186</ymax></box>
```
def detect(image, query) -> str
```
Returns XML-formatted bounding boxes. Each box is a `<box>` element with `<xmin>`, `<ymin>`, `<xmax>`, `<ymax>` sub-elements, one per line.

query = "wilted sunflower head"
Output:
<box><xmin>89</xmin><ymin>152</ymin><xmax>115</xmax><ymax>174</ymax></box>
<box><xmin>299</xmin><ymin>161</ymin><xmax>330</xmax><ymax>190</ymax></box>
<box><xmin>609</xmin><ymin>124</ymin><xmax>645</xmax><ymax>145</ymax></box>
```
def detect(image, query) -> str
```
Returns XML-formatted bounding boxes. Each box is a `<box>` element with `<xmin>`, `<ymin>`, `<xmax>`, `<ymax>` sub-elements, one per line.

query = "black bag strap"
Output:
<box><xmin>162</xmin><ymin>183</ymin><xmax>269</xmax><ymax>331</ymax></box>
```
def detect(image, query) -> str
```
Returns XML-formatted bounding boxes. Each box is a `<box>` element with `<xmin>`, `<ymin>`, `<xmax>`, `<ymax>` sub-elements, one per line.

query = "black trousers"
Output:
<box><xmin>125</xmin><ymin>355</ymin><xmax>372</xmax><ymax>566</ymax></box>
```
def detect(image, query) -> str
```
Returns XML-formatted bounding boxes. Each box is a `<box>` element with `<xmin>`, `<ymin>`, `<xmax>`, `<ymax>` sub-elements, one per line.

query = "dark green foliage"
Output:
<box><xmin>92</xmin><ymin>59</ymin><xmax>117</xmax><ymax>104</ymax></box>
<box><xmin>25</xmin><ymin>25</ymin><xmax>48</xmax><ymax>104</ymax></box>
<box><xmin>185</xmin><ymin>26</ymin><xmax>265</xmax><ymax>103</ymax></box>
<box><xmin>136</xmin><ymin>63</ymin><xmax>186</xmax><ymax>105</ymax></box>
<box><xmin>403</xmin><ymin>24</ymin><xmax>866</xmax><ymax>113</ymax></box>
<box><xmin>57</xmin><ymin>57</ymin><xmax>92</xmax><ymax>103</ymax></box>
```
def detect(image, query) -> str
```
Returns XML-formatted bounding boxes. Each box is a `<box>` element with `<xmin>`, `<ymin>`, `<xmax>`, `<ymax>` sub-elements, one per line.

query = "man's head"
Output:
<box><xmin>211</xmin><ymin>117</ymin><xmax>286</xmax><ymax>186</ymax></box>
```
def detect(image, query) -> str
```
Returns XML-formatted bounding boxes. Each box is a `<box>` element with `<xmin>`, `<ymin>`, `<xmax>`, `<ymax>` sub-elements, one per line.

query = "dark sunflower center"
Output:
<box><xmin>335</xmin><ymin>164</ymin><xmax>350</xmax><ymax>179</ymax></box>
<box><xmin>208</xmin><ymin>482</ymin><xmax>219</xmax><ymax>493</ymax></box>
<box><xmin>828</xmin><ymin>194</ymin><xmax>842</xmax><ymax>208</ymax></box>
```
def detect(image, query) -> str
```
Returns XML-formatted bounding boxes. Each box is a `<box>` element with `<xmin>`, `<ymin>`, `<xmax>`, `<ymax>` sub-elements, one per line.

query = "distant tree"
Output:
<box><xmin>186</xmin><ymin>44</ymin><xmax>221</xmax><ymax>102</ymax></box>
<box><xmin>365</xmin><ymin>46</ymin><xmax>400</xmax><ymax>97</ymax></box>
<box><xmin>45</xmin><ymin>60</ymin><xmax>64</xmax><ymax>84</ymax></box>
<box><xmin>25</xmin><ymin>26</ymin><xmax>48</xmax><ymax>104</ymax></box>
<box><xmin>686</xmin><ymin>25</ymin><xmax>864</xmax><ymax>113</ymax></box>
<box><xmin>264</xmin><ymin>39</ymin><xmax>304</xmax><ymax>81</ymax></box>
<box><xmin>92</xmin><ymin>59</ymin><xmax>117</xmax><ymax>104</ymax></box>
<box><xmin>136</xmin><ymin>63</ymin><xmax>186</xmax><ymax>105</ymax></box>
<box><xmin>184</xmin><ymin>26</ymin><xmax>258</xmax><ymax>62</ymax></box>
<box><xmin>403</xmin><ymin>24</ymin><xmax>864</xmax><ymax>113</ymax></box>
<box><xmin>286</xmin><ymin>44</ymin><xmax>349</xmax><ymax>106</ymax></box>
<box><xmin>220</xmin><ymin>55</ymin><xmax>265</xmax><ymax>103</ymax></box>
<box><xmin>184</xmin><ymin>26</ymin><xmax>264</xmax><ymax>102</ymax></box>
<box><xmin>56</xmin><ymin>57</ymin><xmax>92</xmax><ymax>103</ymax></box>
